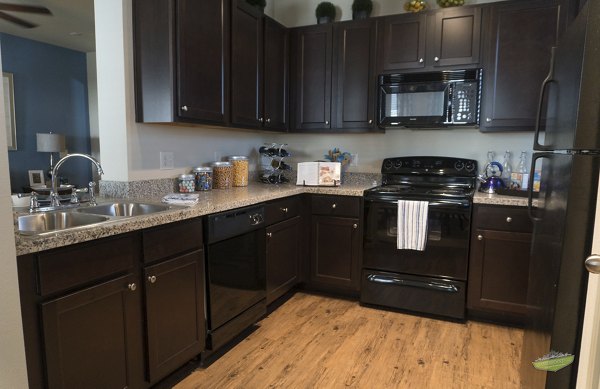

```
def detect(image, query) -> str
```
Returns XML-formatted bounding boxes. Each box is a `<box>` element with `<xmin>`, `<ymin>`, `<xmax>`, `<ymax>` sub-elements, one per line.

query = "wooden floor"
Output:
<box><xmin>176</xmin><ymin>292</ymin><xmax>522</xmax><ymax>389</ymax></box>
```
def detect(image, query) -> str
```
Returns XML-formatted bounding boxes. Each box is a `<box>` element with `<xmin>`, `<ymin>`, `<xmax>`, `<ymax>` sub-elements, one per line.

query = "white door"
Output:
<box><xmin>576</xmin><ymin>178</ymin><xmax>600</xmax><ymax>388</ymax></box>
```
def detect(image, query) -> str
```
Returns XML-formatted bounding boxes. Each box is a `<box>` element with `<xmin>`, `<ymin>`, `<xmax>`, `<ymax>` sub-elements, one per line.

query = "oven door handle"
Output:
<box><xmin>366</xmin><ymin>274</ymin><xmax>459</xmax><ymax>293</ymax></box>
<box><xmin>365</xmin><ymin>198</ymin><xmax>470</xmax><ymax>209</ymax></box>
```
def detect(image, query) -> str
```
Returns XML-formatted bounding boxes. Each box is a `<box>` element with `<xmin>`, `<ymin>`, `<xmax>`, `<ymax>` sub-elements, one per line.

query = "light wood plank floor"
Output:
<box><xmin>176</xmin><ymin>292</ymin><xmax>522</xmax><ymax>389</ymax></box>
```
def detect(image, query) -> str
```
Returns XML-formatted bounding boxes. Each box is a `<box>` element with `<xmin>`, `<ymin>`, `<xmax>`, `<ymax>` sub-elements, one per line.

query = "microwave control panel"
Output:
<box><xmin>451</xmin><ymin>82</ymin><xmax>479</xmax><ymax>124</ymax></box>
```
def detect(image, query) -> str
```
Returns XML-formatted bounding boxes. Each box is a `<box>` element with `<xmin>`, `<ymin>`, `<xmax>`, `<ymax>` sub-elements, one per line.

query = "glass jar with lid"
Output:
<box><xmin>228</xmin><ymin>156</ymin><xmax>249</xmax><ymax>187</ymax></box>
<box><xmin>211</xmin><ymin>161</ymin><xmax>233</xmax><ymax>189</ymax></box>
<box><xmin>192</xmin><ymin>166</ymin><xmax>213</xmax><ymax>191</ymax></box>
<box><xmin>178</xmin><ymin>174</ymin><xmax>195</xmax><ymax>193</ymax></box>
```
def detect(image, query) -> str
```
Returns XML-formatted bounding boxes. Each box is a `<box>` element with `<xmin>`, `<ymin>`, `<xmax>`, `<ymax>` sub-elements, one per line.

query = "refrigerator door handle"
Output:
<box><xmin>528</xmin><ymin>152</ymin><xmax>552</xmax><ymax>222</ymax></box>
<box><xmin>533</xmin><ymin>46</ymin><xmax>557</xmax><ymax>151</ymax></box>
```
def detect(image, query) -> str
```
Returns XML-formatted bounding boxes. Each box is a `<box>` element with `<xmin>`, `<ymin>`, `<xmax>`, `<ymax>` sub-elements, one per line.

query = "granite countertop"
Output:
<box><xmin>15</xmin><ymin>182</ymin><xmax>535</xmax><ymax>256</ymax></box>
<box><xmin>14</xmin><ymin>183</ymin><xmax>373</xmax><ymax>256</ymax></box>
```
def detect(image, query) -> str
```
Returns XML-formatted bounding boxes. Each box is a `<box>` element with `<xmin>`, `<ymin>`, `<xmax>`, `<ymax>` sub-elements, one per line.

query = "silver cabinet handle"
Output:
<box><xmin>585</xmin><ymin>254</ymin><xmax>600</xmax><ymax>274</ymax></box>
<box><xmin>148</xmin><ymin>275</ymin><xmax>157</xmax><ymax>284</ymax></box>
<box><xmin>181</xmin><ymin>105</ymin><xmax>188</xmax><ymax>111</ymax></box>
<box><xmin>259</xmin><ymin>117</ymin><xmax>264</xmax><ymax>123</ymax></box>
<box><xmin>128</xmin><ymin>283</ymin><xmax>137</xmax><ymax>291</ymax></box>
<box><xmin>506</xmin><ymin>217</ymin><xmax>513</xmax><ymax>223</ymax></box>
<box><xmin>266</xmin><ymin>118</ymin><xmax>271</xmax><ymax>123</ymax></box>
<box><xmin>368</xmin><ymin>119</ymin><xmax>373</xmax><ymax>124</ymax></box>
<box><xmin>267</xmin><ymin>232</ymin><xmax>272</xmax><ymax>238</ymax></box>
<box><xmin>486</xmin><ymin>118</ymin><xmax>492</xmax><ymax>123</ymax></box>
<box><xmin>325</xmin><ymin>120</ymin><xmax>329</xmax><ymax>125</ymax></box>
<box><xmin>353</xmin><ymin>224</ymin><xmax>358</xmax><ymax>229</ymax></box>
<box><xmin>419</xmin><ymin>58</ymin><xmax>424</xmax><ymax>63</ymax></box>
<box><xmin>332</xmin><ymin>203</ymin><xmax>337</xmax><ymax>209</ymax></box>
<box><xmin>281</xmin><ymin>207</ymin><xmax>288</xmax><ymax>213</ymax></box>
<box><xmin>477</xmin><ymin>235</ymin><xmax>483</xmax><ymax>241</ymax></box>
<box><xmin>434</xmin><ymin>56</ymin><xmax>440</xmax><ymax>62</ymax></box>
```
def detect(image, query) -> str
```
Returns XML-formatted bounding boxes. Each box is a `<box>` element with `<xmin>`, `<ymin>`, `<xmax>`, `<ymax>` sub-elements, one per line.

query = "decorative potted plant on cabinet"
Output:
<box><xmin>246</xmin><ymin>0</ymin><xmax>266</xmax><ymax>12</ymax></box>
<box><xmin>352</xmin><ymin>0</ymin><xmax>373</xmax><ymax>20</ymax></box>
<box><xmin>315</xmin><ymin>2</ymin><xmax>336</xmax><ymax>24</ymax></box>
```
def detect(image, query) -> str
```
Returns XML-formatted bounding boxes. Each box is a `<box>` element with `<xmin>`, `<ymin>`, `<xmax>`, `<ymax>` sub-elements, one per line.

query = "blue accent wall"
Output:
<box><xmin>1</xmin><ymin>33</ymin><xmax>91</xmax><ymax>192</ymax></box>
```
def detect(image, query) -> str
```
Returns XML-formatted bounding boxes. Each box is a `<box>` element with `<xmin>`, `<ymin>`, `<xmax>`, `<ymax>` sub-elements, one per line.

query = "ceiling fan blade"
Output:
<box><xmin>0</xmin><ymin>4</ymin><xmax>51</xmax><ymax>15</ymax></box>
<box><xmin>0</xmin><ymin>11</ymin><xmax>37</xmax><ymax>28</ymax></box>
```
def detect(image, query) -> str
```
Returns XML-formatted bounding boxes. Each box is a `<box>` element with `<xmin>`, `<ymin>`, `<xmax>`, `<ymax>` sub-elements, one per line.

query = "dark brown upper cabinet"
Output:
<box><xmin>378</xmin><ymin>6</ymin><xmax>482</xmax><ymax>73</ymax></box>
<box><xmin>333</xmin><ymin>19</ymin><xmax>378</xmax><ymax>131</ymax></box>
<box><xmin>480</xmin><ymin>0</ymin><xmax>561</xmax><ymax>131</ymax></box>
<box><xmin>291</xmin><ymin>19</ymin><xmax>378</xmax><ymax>132</ymax></box>
<box><xmin>231</xmin><ymin>1</ymin><xmax>289</xmax><ymax>131</ymax></box>
<box><xmin>134</xmin><ymin>0</ymin><xmax>230</xmax><ymax>125</ymax></box>
<box><xmin>290</xmin><ymin>24</ymin><xmax>333</xmax><ymax>131</ymax></box>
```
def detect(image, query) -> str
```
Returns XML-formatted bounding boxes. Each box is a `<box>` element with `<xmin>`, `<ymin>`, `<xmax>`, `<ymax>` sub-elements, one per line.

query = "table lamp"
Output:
<box><xmin>36</xmin><ymin>132</ymin><xmax>65</xmax><ymax>183</ymax></box>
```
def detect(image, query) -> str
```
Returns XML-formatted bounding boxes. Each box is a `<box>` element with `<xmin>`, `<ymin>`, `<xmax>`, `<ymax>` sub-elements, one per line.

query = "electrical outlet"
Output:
<box><xmin>159</xmin><ymin>152</ymin><xmax>174</xmax><ymax>170</ymax></box>
<box><xmin>350</xmin><ymin>153</ymin><xmax>358</xmax><ymax>167</ymax></box>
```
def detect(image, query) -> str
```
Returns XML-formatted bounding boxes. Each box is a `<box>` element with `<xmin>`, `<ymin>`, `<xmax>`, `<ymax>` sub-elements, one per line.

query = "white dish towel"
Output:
<box><xmin>397</xmin><ymin>200</ymin><xmax>429</xmax><ymax>251</ymax></box>
<box><xmin>161</xmin><ymin>193</ymin><xmax>200</xmax><ymax>206</ymax></box>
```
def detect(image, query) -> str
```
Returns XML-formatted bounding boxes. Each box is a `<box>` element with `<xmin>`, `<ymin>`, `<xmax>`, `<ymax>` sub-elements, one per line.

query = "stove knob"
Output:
<box><xmin>394</xmin><ymin>160</ymin><xmax>403</xmax><ymax>168</ymax></box>
<box><xmin>383</xmin><ymin>160</ymin><xmax>393</xmax><ymax>169</ymax></box>
<box><xmin>465</xmin><ymin>162</ymin><xmax>475</xmax><ymax>172</ymax></box>
<box><xmin>454</xmin><ymin>161</ymin><xmax>465</xmax><ymax>171</ymax></box>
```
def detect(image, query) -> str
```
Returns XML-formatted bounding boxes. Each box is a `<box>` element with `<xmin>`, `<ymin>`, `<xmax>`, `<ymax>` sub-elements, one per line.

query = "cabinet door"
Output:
<box><xmin>144</xmin><ymin>250</ymin><xmax>205</xmax><ymax>384</ymax></box>
<box><xmin>378</xmin><ymin>13</ymin><xmax>427</xmax><ymax>72</ymax></box>
<box><xmin>468</xmin><ymin>229</ymin><xmax>532</xmax><ymax>323</ymax></box>
<box><xmin>333</xmin><ymin>19</ymin><xmax>377</xmax><ymax>130</ymax></box>
<box><xmin>264</xmin><ymin>17</ymin><xmax>289</xmax><ymax>131</ymax></box>
<box><xmin>177</xmin><ymin>0</ymin><xmax>229</xmax><ymax>123</ymax></box>
<box><xmin>429</xmin><ymin>6</ymin><xmax>482</xmax><ymax>67</ymax></box>
<box><xmin>231</xmin><ymin>0</ymin><xmax>264</xmax><ymax>128</ymax></box>
<box><xmin>266</xmin><ymin>216</ymin><xmax>301</xmax><ymax>304</ymax></box>
<box><xmin>480</xmin><ymin>0</ymin><xmax>560</xmax><ymax>131</ymax></box>
<box><xmin>42</xmin><ymin>274</ymin><xmax>143</xmax><ymax>389</ymax></box>
<box><xmin>291</xmin><ymin>25</ymin><xmax>333</xmax><ymax>130</ymax></box>
<box><xmin>310</xmin><ymin>216</ymin><xmax>361</xmax><ymax>291</ymax></box>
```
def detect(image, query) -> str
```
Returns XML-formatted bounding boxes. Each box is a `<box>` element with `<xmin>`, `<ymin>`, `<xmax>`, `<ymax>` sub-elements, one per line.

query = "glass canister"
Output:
<box><xmin>211</xmin><ymin>161</ymin><xmax>233</xmax><ymax>189</ymax></box>
<box><xmin>178</xmin><ymin>174</ymin><xmax>196</xmax><ymax>193</ymax></box>
<box><xmin>228</xmin><ymin>156</ymin><xmax>249</xmax><ymax>187</ymax></box>
<box><xmin>192</xmin><ymin>166</ymin><xmax>213</xmax><ymax>191</ymax></box>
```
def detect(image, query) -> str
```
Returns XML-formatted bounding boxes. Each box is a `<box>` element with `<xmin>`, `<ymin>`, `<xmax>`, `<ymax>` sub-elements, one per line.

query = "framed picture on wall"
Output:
<box><xmin>28</xmin><ymin>170</ymin><xmax>44</xmax><ymax>187</ymax></box>
<box><xmin>3</xmin><ymin>72</ymin><xmax>17</xmax><ymax>150</ymax></box>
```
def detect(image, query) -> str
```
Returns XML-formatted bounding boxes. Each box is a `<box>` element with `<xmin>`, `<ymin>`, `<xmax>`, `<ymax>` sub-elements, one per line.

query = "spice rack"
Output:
<box><xmin>259</xmin><ymin>143</ymin><xmax>291</xmax><ymax>184</ymax></box>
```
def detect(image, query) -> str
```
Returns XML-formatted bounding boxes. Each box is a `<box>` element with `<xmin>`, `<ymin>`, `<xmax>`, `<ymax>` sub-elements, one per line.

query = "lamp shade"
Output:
<box><xmin>36</xmin><ymin>133</ymin><xmax>65</xmax><ymax>153</ymax></box>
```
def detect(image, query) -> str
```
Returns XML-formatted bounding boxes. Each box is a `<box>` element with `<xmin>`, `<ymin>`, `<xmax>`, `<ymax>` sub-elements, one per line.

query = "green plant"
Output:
<box><xmin>315</xmin><ymin>2</ymin><xmax>336</xmax><ymax>19</ymax></box>
<box><xmin>246</xmin><ymin>0</ymin><xmax>266</xmax><ymax>9</ymax></box>
<box><xmin>352</xmin><ymin>0</ymin><xmax>373</xmax><ymax>13</ymax></box>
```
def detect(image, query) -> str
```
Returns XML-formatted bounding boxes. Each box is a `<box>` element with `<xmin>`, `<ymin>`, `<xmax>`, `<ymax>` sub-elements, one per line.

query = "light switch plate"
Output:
<box><xmin>160</xmin><ymin>152</ymin><xmax>174</xmax><ymax>169</ymax></box>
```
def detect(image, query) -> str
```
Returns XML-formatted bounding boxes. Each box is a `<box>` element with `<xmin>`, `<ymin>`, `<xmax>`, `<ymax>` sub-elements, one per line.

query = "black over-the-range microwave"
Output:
<box><xmin>377</xmin><ymin>69</ymin><xmax>482</xmax><ymax>128</ymax></box>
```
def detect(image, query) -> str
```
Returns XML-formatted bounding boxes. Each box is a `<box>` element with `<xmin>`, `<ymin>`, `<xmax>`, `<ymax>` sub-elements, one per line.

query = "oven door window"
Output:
<box><xmin>364</xmin><ymin>200</ymin><xmax>471</xmax><ymax>280</ymax></box>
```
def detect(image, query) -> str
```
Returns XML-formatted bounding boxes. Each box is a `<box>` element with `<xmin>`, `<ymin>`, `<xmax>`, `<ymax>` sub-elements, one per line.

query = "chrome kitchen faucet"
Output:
<box><xmin>49</xmin><ymin>153</ymin><xmax>104</xmax><ymax>208</ymax></box>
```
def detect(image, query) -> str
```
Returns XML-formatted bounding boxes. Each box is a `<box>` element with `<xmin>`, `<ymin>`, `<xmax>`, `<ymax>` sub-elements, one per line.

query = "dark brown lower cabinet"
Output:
<box><xmin>41</xmin><ymin>273</ymin><xmax>143</xmax><ymax>389</ymax></box>
<box><xmin>266</xmin><ymin>216</ymin><xmax>301</xmax><ymax>304</ymax></box>
<box><xmin>310</xmin><ymin>215</ymin><xmax>361</xmax><ymax>292</ymax></box>
<box><xmin>467</xmin><ymin>205</ymin><xmax>533</xmax><ymax>325</ymax></box>
<box><xmin>144</xmin><ymin>249</ymin><xmax>205</xmax><ymax>384</ymax></box>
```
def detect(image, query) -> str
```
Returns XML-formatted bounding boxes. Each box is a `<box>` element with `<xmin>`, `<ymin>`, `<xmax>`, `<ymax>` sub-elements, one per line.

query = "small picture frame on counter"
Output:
<box><xmin>28</xmin><ymin>170</ymin><xmax>44</xmax><ymax>187</ymax></box>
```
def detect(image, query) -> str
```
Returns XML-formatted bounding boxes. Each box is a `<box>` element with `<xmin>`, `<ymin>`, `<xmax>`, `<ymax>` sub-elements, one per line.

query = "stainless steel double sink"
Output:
<box><xmin>17</xmin><ymin>202</ymin><xmax>179</xmax><ymax>235</ymax></box>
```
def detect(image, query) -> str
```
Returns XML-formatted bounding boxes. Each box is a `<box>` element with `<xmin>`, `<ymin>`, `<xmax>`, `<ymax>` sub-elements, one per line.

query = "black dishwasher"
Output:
<box><xmin>204</xmin><ymin>204</ymin><xmax>266</xmax><ymax>351</ymax></box>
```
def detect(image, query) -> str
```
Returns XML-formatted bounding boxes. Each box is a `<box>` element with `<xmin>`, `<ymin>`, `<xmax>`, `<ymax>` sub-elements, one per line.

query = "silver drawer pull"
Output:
<box><xmin>367</xmin><ymin>274</ymin><xmax>458</xmax><ymax>293</ymax></box>
<box><xmin>148</xmin><ymin>275</ymin><xmax>157</xmax><ymax>284</ymax></box>
<box><xmin>332</xmin><ymin>203</ymin><xmax>337</xmax><ymax>209</ymax></box>
<box><xmin>267</xmin><ymin>232</ymin><xmax>273</xmax><ymax>238</ymax></box>
<box><xmin>353</xmin><ymin>224</ymin><xmax>358</xmax><ymax>229</ymax></box>
<box><xmin>128</xmin><ymin>283</ymin><xmax>137</xmax><ymax>291</ymax></box>
<box><xmin>281</xmin><ymin>207</ymin><xmax>288</xmax><ymax>213</ymax></box>
<box><xmin>477</xmin><ymin>235</ymin><xmax>483</xmax><ymax>241</ymax></box>
<box><xmin>506</xmin><ymin>217</ymin><xmax>512</xmax><ymax>223</ymax></box>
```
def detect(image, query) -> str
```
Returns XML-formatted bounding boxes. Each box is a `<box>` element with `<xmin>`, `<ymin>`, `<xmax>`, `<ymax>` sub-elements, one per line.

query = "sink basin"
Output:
<box><xmin>77</xmin><ymin>202</ymin><xmax>172</xmax><ymax>217</ymax></box>
<box><xmin>18</xmin><ymin>212</ymin><xmax>111</xmax><ymax>235</ymax></box>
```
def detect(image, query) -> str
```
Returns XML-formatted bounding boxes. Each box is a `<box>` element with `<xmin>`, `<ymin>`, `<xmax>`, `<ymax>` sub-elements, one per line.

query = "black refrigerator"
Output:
<box><xmin>520</xmin><ymin>0</ymin><xmax>600</xmax><ymax>387</ymax></box>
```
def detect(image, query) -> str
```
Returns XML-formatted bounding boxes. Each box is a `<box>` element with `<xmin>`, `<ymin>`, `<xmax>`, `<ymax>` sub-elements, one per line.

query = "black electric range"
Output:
<box><xmin>361</xmin><ymin>156</ymin><xmax>478</xmax><ymax>320</ymax></box>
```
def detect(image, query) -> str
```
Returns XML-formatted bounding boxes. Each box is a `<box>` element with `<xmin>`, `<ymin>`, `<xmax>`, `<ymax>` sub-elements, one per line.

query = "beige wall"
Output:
<box><xmin>0</xmin><ymin>43</ymin><xmax>29</xmax><ymax>389</ymax></box>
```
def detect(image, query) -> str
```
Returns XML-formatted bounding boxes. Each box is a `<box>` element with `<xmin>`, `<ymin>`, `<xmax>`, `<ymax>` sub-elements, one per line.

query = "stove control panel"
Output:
<box><xmin>381</xmin><ymin>156</ymin><xmax>478</xmax><ymax>176</ymax></box>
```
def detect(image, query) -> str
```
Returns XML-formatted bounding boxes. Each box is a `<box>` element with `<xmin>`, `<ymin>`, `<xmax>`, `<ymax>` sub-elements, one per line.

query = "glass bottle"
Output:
<box><xmin>518</xmin><ymin>151</ymin><xmax>530</xmax><ymax>190</ymax></box>
<box><xmin>502</xmin><ymin>150</ymin><xmax>512</xmax><ymax>187</ymax></box>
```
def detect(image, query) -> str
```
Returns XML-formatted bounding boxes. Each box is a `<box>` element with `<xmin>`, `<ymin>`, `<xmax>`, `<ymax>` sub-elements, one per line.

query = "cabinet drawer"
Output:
<box><xmin>37</xmin><ymin>233</ymin><xmax>139</xmax><ymax>297</ymax></box>
<box><xmin>143</xmin><ymin>218</ymin><xmax>203</xmax><ymax>263</ymax></box>
<box><xmin>265</xmin><ymin>196</ymin><xmax>301</xmax><ymax>225</ymax></box>
<box><xmin>311</xmin><ymin>195</ymin><xmax>360</xmax><ymax>218</ymax></box>
<box><xmin>474</xmin><ymin>205</ymin><xmax>533</xmax><ymax>232</ymax></box>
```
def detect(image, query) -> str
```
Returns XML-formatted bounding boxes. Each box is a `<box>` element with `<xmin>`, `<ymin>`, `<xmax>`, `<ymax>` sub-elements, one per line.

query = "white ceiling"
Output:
<box><xmin>0</xmin><ymin>0</ymin><xmax>95</xmax><ymax>53</ymax></box>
